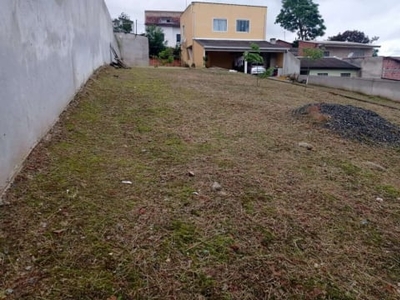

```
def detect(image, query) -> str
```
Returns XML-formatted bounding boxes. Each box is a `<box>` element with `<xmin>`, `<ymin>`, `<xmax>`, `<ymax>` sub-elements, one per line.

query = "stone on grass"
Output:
<box><xmin>298</xmin><ymin>142</ymin><xmax>314</xmax><ymax>150</ymax></box>
<box><xmin>212</xmin><ymin>182</ymin><xmax>222</xmax><ymax>191</ymax></box>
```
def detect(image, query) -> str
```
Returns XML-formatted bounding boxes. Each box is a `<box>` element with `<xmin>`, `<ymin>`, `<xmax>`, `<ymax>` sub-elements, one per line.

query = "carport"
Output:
<box><xmin>194</xmin><ymin>39</ymin><xmax>291</xmax><ymax>74</ymax></box>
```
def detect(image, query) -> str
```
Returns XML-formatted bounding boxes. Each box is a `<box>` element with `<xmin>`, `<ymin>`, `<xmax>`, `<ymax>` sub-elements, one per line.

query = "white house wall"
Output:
<box><xmin>161</xmin><ymin>26</ymin><xmax>181</xmax><ymax>48</ymax></box>
<box><xmin>0</xmin><ymin>0</ymin><xmax>118</xmax><ymax>193</ymax></box>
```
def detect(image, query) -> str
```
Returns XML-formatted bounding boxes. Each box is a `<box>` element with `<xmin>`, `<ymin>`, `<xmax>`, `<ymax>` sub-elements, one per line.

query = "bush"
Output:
<box><xmin>259</xmin><ymin>67</ymin><xmax>274</xmax><ymax>78</ymax></box>
<box><xmin>158</xmin><ymin>48</ymin><xmax>174</xmax><ymax>65</ymax></box>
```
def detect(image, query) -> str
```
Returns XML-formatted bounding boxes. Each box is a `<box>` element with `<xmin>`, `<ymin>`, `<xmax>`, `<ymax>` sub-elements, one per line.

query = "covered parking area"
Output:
<box><xmin>194</xmin><ymin>39</ymin><xmax>293</xmax><ymax>75</ymax></box>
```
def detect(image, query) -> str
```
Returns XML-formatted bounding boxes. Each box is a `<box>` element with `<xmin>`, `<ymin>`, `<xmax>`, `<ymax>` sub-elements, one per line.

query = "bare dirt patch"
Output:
<box><xmin>1</xmin><ymin>67</ymin><xmax>400</xmax><ymax>299</ymax></box>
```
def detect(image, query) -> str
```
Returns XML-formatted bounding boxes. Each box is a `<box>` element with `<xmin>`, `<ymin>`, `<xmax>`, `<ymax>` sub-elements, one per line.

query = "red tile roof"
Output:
<box><xmin>145</xmin><ymin>11</ymin><xmax>181</xmax><ymax>27</ymax></box>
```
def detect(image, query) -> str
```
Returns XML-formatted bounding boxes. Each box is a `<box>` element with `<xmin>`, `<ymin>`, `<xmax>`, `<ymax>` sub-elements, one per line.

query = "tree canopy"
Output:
<box><xmin>328</xmin><ymin>30</ymin><xmax>379</xmax><ymax>44</ymax></box>
<box><xmin>113</xmin><ymin>12</ymin><xmax>133</xmax><ymax>33</ymax></box>
<box><xmin>243</xmin><ymin>43</ymin><xmax>264</xmax><ymax>66</ymax></box>
<box><xmin>303</xmin><ymin>48</ymin><xmax>323</xmax><ymax>60</ymax></box>
<box><xmin>145</xmin><ymin>25</ymin><xmax>167</xmax><ymax>57</ymax></box>
<box><xmin>275</xmin><ymin>0</ymin><xmax>326</xmax><ymax>41</ymax></box>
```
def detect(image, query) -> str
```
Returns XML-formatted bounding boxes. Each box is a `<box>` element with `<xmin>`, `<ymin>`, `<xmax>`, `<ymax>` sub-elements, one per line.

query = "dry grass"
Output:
<box><xmin>1</xmin><ymin>67</ymin><xmax>400</xmax><ymax>299</ymax></box>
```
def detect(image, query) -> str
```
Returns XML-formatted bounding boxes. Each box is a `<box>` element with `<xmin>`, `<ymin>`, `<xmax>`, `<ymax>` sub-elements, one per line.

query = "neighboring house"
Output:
<box><xmin>343</xmin><ymin>56</ymin><xmax>400</xmax><ymax>80</ymax></box>
<box><xmin>382</xmin><ymin>57</ymin><xmax>400</xmax><ymax>81</ymax></box>
<box><xmin>300</xmin><ymin>57</ymin><xmax>361</xmax><ymax>77</ymax></box>
<box><xmin>180</xmin><ymin>2</ymin><xmax>299</xmax><ymax>75</ymax></box>
<box><xmin>298</xmin><ymin>40</ymin><xmax>380</xmax><ymax>59</ymax></box>
<box><xmin>274</xmin><ymin>39</ymin><xmax>293</xmax><ymax>48</ymax></box>
<box><xmin>145</xmin><ymin>10</ymin><xmax>182</xmax><ymax>48</ymax></box>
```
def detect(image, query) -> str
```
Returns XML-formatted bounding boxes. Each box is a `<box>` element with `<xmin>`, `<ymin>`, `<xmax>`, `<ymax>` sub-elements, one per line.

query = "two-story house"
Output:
<box><xmin>145</xmin><ymin>10</ymin><xmax>182</xmax><ymax>48</ymax></box>
<box><xmin>180</xmin><ymin>2</ymin><xmax>299</xmax><ymax>75</ymax></box>
<box><xmin>297</xmin><ymin>40</ymin><xmax>381</xmax><ymax>79</ymax></box>
<box><xmin>298</xmin><ymin>40</ymin><xmax>380</xmax><ymax>59</ymax></box>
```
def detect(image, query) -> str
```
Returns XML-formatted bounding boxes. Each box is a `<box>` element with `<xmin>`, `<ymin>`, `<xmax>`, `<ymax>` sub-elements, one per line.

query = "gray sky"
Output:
<box><xmin>104</xmin><ymin>0</ymin><xmax>400</xmax><ymax>56</ymax></box>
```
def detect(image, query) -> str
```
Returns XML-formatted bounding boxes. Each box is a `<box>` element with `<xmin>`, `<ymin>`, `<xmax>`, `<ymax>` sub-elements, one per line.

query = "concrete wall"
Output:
<box><xmin>0</xmin><ymin>0</ymin><xmax>118</xmax><ymax>193</ymax></box>
<box><xmin>283</xmin><ymin>51</ymin><xmax>300</xmax><ymax>76</ymax></box>
<box><xmin>344</xmin><ymin>57</ymin><xmax>383</xmax><ymax>78</ymax></box>
<box><xmin>301</xmin><ymin>76</ymin><xmax>400</xmax><ymax>102</ymax></box>
<box><xmin>115</xmin><ymin>34</ymin><xmax>149</xmax><ymax>67</ymax></box>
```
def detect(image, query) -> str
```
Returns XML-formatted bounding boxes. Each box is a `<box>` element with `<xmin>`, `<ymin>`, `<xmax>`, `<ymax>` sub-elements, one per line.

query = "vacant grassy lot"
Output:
<box><xmin>1</xmin><ymin>67</ymin><xmax>400</xmax><ymax>299</ymax></box>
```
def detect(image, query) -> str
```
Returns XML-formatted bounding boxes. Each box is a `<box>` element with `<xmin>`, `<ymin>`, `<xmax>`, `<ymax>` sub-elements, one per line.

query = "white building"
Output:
<box><xmin>145</xmin><ymin>10</ymin><xmax>182</xmax><ymax>48</ymax></box>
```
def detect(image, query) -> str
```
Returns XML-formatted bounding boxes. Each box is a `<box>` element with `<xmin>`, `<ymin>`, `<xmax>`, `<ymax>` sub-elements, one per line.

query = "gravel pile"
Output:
<box><xmin>294</xmin><ymin>103</ymin><xmax>400</xmax><ymax>146</ymax></box>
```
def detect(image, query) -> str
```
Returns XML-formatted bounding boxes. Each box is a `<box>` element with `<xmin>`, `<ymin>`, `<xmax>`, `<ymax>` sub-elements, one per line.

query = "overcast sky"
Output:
<box><xmin>104</xmin><ymin>0</ymin><xmax>400</xmax><ymax>56</ymax></box>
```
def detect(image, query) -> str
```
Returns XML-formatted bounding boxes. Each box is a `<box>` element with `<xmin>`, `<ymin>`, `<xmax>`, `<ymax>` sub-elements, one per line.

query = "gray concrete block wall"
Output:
<box><xmin>115</xmin><ymin>34</ymin><xmax>149</xmax><ymax>67</ymax></box>
<box><xmin>344</xmin><ymin>57</ymin><xmax>383</xmax><ymax>78</ymax></box>
<box><xmin>303</xmin><ymin>76</ymin><xmax>400</xmax><ymax>102</ymax></box>
<box><xmin>283</xmin><ymin>51</ymin><xmax>300</xmax><ymax>76</ymax></box>
<box><xmin>0</xmin><ymin>0</ymin><xmax>118</xmax><ymax>193</ymax></box>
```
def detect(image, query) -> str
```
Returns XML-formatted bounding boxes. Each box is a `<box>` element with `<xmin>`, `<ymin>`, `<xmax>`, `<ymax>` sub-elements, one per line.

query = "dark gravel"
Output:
<box><xmin>294</xmin><ymin>103</ymin><xmax>400</xmax><ymax>146</ymax></box>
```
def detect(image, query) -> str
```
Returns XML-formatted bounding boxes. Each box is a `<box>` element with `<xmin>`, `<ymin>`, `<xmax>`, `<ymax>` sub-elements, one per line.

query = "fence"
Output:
<box><xmin>299</xmin><ymin>75</ymin><xmax>400</xmax><ymax>102</ymax></box>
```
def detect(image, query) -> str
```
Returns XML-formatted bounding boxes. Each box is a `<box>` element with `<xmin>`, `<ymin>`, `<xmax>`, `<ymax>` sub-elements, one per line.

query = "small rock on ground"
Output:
<box><xmin>212</xmin><ymin>182</ymin><xmax>222</xmax><ymax>191</ymax></box>
<box><xmin>298</xmin><ymin>142</ymin><xmax>314</xmax><ymax>150</ymax></box>
<box><xmin>293</xmin><ymin>103</ymin><xmax>400</xmax><ymax>146</ymax></box>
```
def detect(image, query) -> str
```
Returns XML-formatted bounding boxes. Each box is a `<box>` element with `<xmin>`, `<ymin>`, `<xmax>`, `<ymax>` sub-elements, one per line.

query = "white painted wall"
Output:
<box><xmin>0</xmin><ymin>0</ymin><xmax>118</xmax><ymax>193</ymax></box>
<box><xmin>161</xmin><ymin>26</ymin><xmax>181</xmax><ymax>48</ymax></box>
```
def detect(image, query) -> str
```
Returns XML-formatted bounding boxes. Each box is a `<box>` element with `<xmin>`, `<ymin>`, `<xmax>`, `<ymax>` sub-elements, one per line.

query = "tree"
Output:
<box><xmin>113</xmin><ymin>12</ymin><xmax>133</xmax><ymax>33</ymax></box>
<box><xmin>328</xmin><ymin>30</ymin><xmax>379</xmax><ymax>44</ymax></box>
<box><xmin>244</xmin><ymin>43</ymin><xmax>264</xmax><ymax>86</ymax></box>
<box><xmin>275</xmin><ymin>0</ymin><xmax>326</xmax><ymax>41</ymax></box>
<box><xmin>145</xmin><ymin>25</ymin><xmax>167</xmax><ymax>57</ymax></box>
<box><xmin>303</xmin><ymin>48</ymin><xmax>323</xmax><ymax>85</ymax></box>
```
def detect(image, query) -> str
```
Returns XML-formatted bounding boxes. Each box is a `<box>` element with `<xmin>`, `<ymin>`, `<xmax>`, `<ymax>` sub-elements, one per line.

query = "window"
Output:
<box><xmin>340</xmin><ymin>73</ymin><xmax>351</xmax><ymax>77</ymax></box>
<box><xmin>176</xmin><ymin>34</ymin><xmax>181</xmax><ymax>43</ymax></box>
<box><xmin>160</xmin><ymin>18</ymin><xmax>171</xmax><ymax>24</ymax></box>
<box><xmin>236</xmin><ymin>19</ymin><xmax>250</xmax><ymax>32</ymax></box>
<box><xmin>213</xmin><ymin>18</ymin><xmax>227</xmax><ymax>32</ymax></box>
<box><xmin>323</xmin><ymin>51</ymin><xmax>330</xmax><ymax>57</ymax></box>
<box><xmin>353</xmin><ymin>50</ymin><xmax>365</xmax><ymax>57</ymax></box>
<box><xmin>317</xmin><ymin>73</ymin><xmax>328</xmax><ymax>76</ymax></box>
<box><xmin>300</xmin><ymin>70</ymin><xmax>309</xmax><ymax>75</ymax></box>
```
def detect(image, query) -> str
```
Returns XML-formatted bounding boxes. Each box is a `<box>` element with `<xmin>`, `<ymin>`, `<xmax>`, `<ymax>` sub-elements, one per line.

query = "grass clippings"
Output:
<box><xmin>1</xmin><ymin>67</ymin><xmax>400</xmax><ymax>299</ymax></box>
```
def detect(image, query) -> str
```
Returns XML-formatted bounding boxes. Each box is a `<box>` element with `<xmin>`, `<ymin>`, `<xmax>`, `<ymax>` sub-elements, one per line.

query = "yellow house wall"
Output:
<box><xmin>181</xmin><ymin>5</ymin><xmax>193</xmax><ymax>47</ymax></box>
<box><xmin>181</xmin><ymin>2</ymin><xmax>267</xmax><ymax>67</ymax></box>
<box><xmin>192</xmin><ymin>3</ymin><xmax>266</xmax><ymax>40</ymax></box>
<box><xmin>193</xmin><ymin>40</ymin><xmax>204</xmax><ymax>68</ymax></box>
<box><xmin>276</xmin><ymin>53</ymin><xmax>284</xmax><ymax>68</ymax></box>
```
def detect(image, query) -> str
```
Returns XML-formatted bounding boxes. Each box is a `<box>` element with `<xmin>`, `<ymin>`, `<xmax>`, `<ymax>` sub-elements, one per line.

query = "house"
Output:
<box><xmin>300</xmin><ymin>57</ymin><xmax>361</xmax><ymax>77</ymax></box>
<box><xmin>298</xmin><ymin>40</ymin><xmax>380</xmax><ymax>59</ymax></box>
<box><xmin>145</xmin><ymin>10</ymin><xmax>182</xmax><ymax>48</ymax></box>
<box><xmin>274</xmin><ymin>39</ymin><xmax>293</xmax><ymax>48</ymax></box>
<box><xmin>342</xmin><ymin>56</ymin><xmax>400</xmax><ymax>80</ymax></box>
<box><xmin>180</xmin><ymin>2</ymin><xmax>299</xmax><ymax>75</ymax></box>
<box><xmin>382</xmin><ymin>57</ymin><xmax>400</xmax><ymax>81</ymax></box>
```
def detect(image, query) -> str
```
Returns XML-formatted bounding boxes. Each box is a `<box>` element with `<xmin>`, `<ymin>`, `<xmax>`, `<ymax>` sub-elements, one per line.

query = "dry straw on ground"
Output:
<box><xmin>1</xmin><ymin>67</ymin><xmax>400</xmax><ymax>299</ymax></box>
